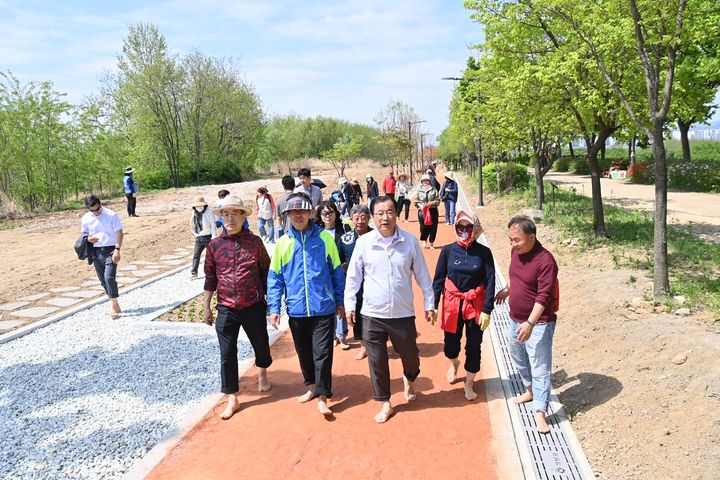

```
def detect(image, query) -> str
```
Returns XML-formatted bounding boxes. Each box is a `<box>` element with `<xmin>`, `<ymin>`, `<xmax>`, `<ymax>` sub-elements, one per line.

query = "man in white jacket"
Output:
<box><xmin>344</xmin><ymin>195</ymin><xmax>436</xmax><ymax>423</ymax></box>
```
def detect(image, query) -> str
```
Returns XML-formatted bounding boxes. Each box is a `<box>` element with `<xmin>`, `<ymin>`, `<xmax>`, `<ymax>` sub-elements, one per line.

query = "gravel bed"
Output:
<box><xmin>0</xmin><ymin>267</ymin><xmax>279</xmax><ymax>479</ymax></box>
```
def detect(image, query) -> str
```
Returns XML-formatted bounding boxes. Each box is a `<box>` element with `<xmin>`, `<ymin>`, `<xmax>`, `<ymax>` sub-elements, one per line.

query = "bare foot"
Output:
<box><xmin>464</xmin><ymin>373</ymin><xmax>477</xmax><ymax>401</ymax></box>
<box><xmin>403</xmin><ymin>376</ymin><xmax>417</xmax><ymax>402</ymax></box>
<box><xmin>340</xmin><ymin>340</ymin><xmax>351</xmax><ymax>350</ymax></box>
<box><xmin>535</xmin><ymin>411</ymin><xmax>550</xmax><ymax>434</ymax></box>
<box><xmin>333</xmin><ymin>337</ymin><xmax>340</xmax><ymax>347</ymax></box>
<box><xmin>258</xmin><ymin>368</ymin><xmax>271</xmax><ymax>392</ymax></box>
<box><xmin>109</xmin><ymin>309</ymin><xmax>121</xmax><ymax>319</ymax></box>
<box><xmin>374</xmin><ymin>402</ymin><xmax>394</xmax><ymax>423</ymax></box>
<box><xmin>298</xmin><ymin>387</ymin><xmax>317</xmax><ymax>403</ymax></box>
<box><xmin>446</xmin><ymin>359</ymin><xmax>460</xmax><ymax>384</ymax></box>
<box><xmin>219</xmin><ymin>394</ymin><xmax>240</xmax><ymax>420</ymax></box>
<box><xmin>354</xmin><ymin>346</ymin><xmax>367</xmax><ymax>360</ymax></box>
<box><xmin>514</xmin><ymin>388</ymin><xmax>533</xmax><ymax>404</ymax></box>
<box><xmin>318</xmin><ymin>396</ymin><xmax>332</xmax><ymax>416</ymax></box>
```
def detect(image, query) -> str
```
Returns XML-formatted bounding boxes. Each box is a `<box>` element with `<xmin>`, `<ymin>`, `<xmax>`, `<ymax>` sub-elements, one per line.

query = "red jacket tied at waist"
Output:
<box><xmin>441</xmin><ymin>277</ymin><xmax>486</xmax><ymax>334</ymax></box>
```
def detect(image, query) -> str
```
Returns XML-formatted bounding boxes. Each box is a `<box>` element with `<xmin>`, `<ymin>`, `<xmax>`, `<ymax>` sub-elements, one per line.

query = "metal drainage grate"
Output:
<box><xmin>491</xmin><ymin>300</ymin><xmax>592</xmax><ymax>479</ymax></box>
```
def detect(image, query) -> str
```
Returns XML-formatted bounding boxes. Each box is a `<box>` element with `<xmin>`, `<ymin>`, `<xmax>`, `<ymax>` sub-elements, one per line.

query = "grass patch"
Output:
<box><xmin>508</xmin><ymin>182</ymin><xmax>720</xmax><ymax>320</ymax></box>
<box><xmin>156</xmin><ymin>293</ymin><xmax>216</xmax><ymax>322</ymax></box>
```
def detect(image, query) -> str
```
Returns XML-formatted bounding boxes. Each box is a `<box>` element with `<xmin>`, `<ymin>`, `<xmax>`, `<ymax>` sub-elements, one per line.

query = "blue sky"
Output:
<box><xmin>0</xmin><ymin>0</ymin><xmax>484</xmax><ymax>141</ymax></box>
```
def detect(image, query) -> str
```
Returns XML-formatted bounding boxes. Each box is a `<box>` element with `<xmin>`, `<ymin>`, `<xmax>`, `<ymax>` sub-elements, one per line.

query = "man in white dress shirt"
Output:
<box><xmin>344</xmin><ymin>195</ymin><xmax>436</xmax><ymax>423</ymax></box>
<box><xmin>80</xmin><ymin>195</ymin><xmax>124</xmax><ymax>318</ymax></box>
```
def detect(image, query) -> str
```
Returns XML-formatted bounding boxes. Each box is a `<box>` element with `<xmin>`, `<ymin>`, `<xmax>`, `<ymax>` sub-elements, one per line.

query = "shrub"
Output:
<box><xmin>482</xmin><ymin>161</ymin><xmax>532</xmax><ymax>193</ymax></box>
<box><xmin>554</xmin><ymin>156</ymin><xmax>571</xmax><ymax>172</ymax></box>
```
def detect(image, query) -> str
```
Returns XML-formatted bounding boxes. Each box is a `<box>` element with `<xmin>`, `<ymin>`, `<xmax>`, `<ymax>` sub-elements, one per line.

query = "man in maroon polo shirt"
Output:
<box><xmin>495</xmin><ymin>215</ymin><xmax>558</xmax><ymax>434</ymax></box>
<box><xmin>203</xmin><ymin>194</ymin><xmax>273</xmax><ymax>420</ymax></box>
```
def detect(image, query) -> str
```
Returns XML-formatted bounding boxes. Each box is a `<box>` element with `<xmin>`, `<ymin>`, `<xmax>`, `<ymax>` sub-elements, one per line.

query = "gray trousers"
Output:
<box><xmin>363</xmin><ymin>315</ymin><xmax>420</xmax><ymax>401</ymax></box>
<box><xmin>92</xmin><ymin>247</ymin><xmax>119</xmax><ymax>298</ymax></box>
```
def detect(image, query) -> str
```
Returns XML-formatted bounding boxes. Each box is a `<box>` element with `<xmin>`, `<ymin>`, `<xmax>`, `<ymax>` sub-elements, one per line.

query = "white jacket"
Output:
<box><xmin>257</xmin><ymin>195</ymin><xmax>274</xmax><ymax>220</ymax></box>
<box><xmin>344</xmin><ymin>227</ymin><xmax>434</xmax><ymax>318</ymax></box>
<box><xmin>189</xmin><ymin>208</ymin><xmax>217</xmax><ymax>238</ymax></box>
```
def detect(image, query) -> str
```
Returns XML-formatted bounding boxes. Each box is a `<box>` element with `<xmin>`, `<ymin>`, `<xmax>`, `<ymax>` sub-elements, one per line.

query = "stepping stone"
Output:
<box><xmin>0</xmin><ymin>320</ymin><xmax>25</xmax><ymax>330</ymax></box>
<box><xmin>81</xmin><ymin>280</ymin><xmax>100</xmax><ymax>287</ymax></box>
<box><xmin>119</xmin><ymin>265</ymin><xmax>138</xmax><ymax>271</ymax></box>
<box><xmin>132</xmin><ymin>270</ymin><xmax>158</xmax><ymax>277</ymax></box>
<box><xmin>116</xmin><ymin>276</ymin><xmax>138</xmax><ymax>284</ymax></box>
<box><xmin>132</xmin><ymin>260</ymin><xmax>160</xmax><ymax>266</ymax></box>
<box><xmin>61</xmin><ymin>290</ymin><xmax>102</xmax><ymax>299</ymax></box>
<box><xmin>45</xmin><ymin>297</ymin><xmax>83</xmax><ymax>307</ymax></box>
<box><xmin>49</xmin><ymin>286</ymin><xmax>81</xmax><ymax>293</ymax></box>
<box><xmin>11</xmin><ymin>306</ymin><xmax>59</xmax><ymax>318</ymax></box>
<box><xmin>160</xmin><ymin>255</ymin><xmax>182</xmax><ymax>260</ymax></box>
<box><xmin>18</xmin><ymin>292</ymin><xmax>50</xmax><ymax>302</ymax></box>
<box><xmin>162</xmin><ymin>259</ymin><xmax>186</xmax><ymax>266</ymax></box>
<box><xmin>0</xmin><ymin>301</ymin><xmax>31</xmax><ymax>312</ymax></box>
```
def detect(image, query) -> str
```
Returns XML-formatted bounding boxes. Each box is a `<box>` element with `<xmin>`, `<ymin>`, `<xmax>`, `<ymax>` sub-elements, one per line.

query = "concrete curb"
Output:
<box><xmin>0</xmin><ymin>262</ymin><xmax>195</xmax><ymax>345</ymax></box>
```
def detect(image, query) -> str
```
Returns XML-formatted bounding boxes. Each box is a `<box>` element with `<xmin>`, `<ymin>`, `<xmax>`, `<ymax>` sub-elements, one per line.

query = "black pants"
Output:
<box><xmin>126</xmin><ymin>194</ymin><xmax>136</xmax><ymax>216</ymax></box>
<box><xmin>418</xmin><ymin>208</ymin><xmax>439</xmax><ymax>243</ymax></box>
<box><xmin>444</xmin><ymin>312</ymin><xmax>484</xmax><ymax>374</ymax></box>
<box><xmin>191</xmin><ymin>234</ymin><xmax>212</xmax><ymax>274</ymax></box>
<box><xmin>215</xmin><ymin>303</ymin><xmax>272</xmax><ymax>394</ymax></box>
<box><xmin>363</xmin><ymin>315</ymin><xmax>420</xmax><ymax>401</ymax></box>
<box><xmin>288</xmin><ymin>315</ymin><xmax>334</xmax><ymax>398</ymax></box>
<box><xmin>352</xmin><ymin>295</ymin><xmax>364</xmax><ymax>341</ymax></box>
<box><xmin>92</xmin><ymin>247</ymin><xmax>119</xmax><ymax>298</ymax></box>
<box><xmin>396</xmin><ymin>196</ymin><xmax>410</xmax><ymax>220</ymax></box>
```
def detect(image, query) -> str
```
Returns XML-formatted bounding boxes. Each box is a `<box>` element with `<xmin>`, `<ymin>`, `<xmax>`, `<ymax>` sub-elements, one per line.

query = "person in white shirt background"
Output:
<box><xmin>189</xmin><ymin>196</ymin><xmax>218</xmax><ymax>278</ymax></box>
<box><xmin>344</xmin><ymin>195</ymin><xmax>437</xmax><ymax>424</ymax></box>
<box><xmin>255</xmin><ymin>187</ymin><xmax>276</xmax><ymax>243</ymax></box>
<box><xmin>80</xmin><ymin>195</ymin><xmax>124</xmax><ymax>318</ymax></box>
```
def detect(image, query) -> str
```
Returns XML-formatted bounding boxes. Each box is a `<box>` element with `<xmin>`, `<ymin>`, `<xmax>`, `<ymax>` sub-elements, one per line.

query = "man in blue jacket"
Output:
<box><xmin>123</xmin><ymin>167</ymin><xmax>138</xmax><ymax>217</ymax></box>
<box><xmin>267</xmin><ymin>192</ymin><xmax>346</xmax><ymax>416</ymax></box>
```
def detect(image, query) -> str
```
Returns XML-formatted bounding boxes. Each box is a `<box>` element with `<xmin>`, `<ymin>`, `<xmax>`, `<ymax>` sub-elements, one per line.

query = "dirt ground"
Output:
<box><xmin>1</xmin><ymin>160</ymin><xmax>718</xmax><ymax>479</ymax></box>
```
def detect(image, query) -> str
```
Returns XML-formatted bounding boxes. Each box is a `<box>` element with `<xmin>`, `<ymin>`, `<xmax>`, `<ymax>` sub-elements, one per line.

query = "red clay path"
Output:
<box><xmin>147</xmin><ymin>206</ymin><xmax>503</xmax><ymax>479</ymax></box>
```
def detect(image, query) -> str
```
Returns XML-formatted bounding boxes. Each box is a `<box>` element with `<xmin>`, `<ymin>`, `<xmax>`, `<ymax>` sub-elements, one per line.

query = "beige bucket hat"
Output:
<box><xmin>213</xmin><ymin>194</ymin><xmax>253</xmax><ymax>215</ymax></box>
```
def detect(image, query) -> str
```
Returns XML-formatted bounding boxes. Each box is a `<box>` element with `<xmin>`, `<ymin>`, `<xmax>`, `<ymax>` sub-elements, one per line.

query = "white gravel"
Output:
<box><xmin>0</xmin><ymin>266</ymin><xmax>282</xmax><ymax>479</ymax></box>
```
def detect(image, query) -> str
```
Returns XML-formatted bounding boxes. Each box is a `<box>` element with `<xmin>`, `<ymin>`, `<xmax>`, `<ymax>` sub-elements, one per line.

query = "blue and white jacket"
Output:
<box><xmin>267</xmin><ymin>223</ymin><xmax>345</xmax><ymax>318</ymax></box>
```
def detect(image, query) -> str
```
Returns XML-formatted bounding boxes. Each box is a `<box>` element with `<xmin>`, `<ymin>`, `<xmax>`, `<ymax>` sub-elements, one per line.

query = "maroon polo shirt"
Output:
<box><xmin>508</xmin><ymin>240</ymin><xmax>558</xmax><ymax>324</ymax></box>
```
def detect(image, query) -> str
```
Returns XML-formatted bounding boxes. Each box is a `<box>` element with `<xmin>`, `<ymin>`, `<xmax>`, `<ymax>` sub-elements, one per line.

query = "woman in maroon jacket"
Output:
<box><xmin>203</xmin><ymin>194</ymin><xmax>273</xmax><ymax>420</ymax></box>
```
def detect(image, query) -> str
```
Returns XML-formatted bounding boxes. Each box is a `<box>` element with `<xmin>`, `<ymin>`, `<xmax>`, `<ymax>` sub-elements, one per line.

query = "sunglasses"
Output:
<box><xmin>321</xmin><ymin>211</ymin><xmax>335</xmax><ymax>217</ymax></box>
<box><xmin>455</xmin><ymin>224</ymin><xmax>474</xmax><ymax>232</ymax></box>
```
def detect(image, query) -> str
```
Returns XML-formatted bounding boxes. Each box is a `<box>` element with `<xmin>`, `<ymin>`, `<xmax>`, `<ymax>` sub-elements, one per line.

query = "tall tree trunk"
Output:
<box><xmin>534</xmin><ymin>155</ymin><xmax>544</xmax><ymax>210</ymax></box>
<box><xmin>586</xmin><ymin>131</ymin><xmax>610</xmax><ymax>238</ymax></box>
<box><xmin>651</xmin><ymin>123</ymin><xmax>670</xmax><ymax>297</ymax></box>
<box><xmin>677</xmin><ymin>119</ymin><xmax>692</xmax><ymax>162</ymax></box>
<box><xmin>568</xmin><ymin>142</ymin><xmax>575</xmax><ymax>158</ymax></box>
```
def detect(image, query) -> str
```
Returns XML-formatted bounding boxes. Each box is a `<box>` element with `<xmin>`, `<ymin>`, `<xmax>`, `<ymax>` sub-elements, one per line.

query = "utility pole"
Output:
<box><xmin>442</xmin><ymin>76</ymin><xmax>484</xmax><ymax>207</ymax></box>
<box><xmin>407</xmin><ymin>119</ymin><xmax>426</xmax><ymax>184</ymax></box>
<box><xmin>421</xmin><ymin>133</ymin><xmax>431</xmax><ymax>170</ymax></box>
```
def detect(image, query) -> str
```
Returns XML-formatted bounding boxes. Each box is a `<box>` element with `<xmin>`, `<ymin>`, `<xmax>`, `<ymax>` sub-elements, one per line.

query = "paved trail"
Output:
<box><xmin>144</xmin><ymin>219</ymin><xmax>506</xmax><ymax>480</ymax></box>
<box><xmin>544</xmin><ymin>171</ymin><xmax>720</xmax><ymax>243</ymax></box>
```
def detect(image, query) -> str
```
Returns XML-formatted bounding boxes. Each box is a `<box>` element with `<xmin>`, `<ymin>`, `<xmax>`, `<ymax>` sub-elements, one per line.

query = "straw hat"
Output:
<box><xmin>398</xmin><ymin>173</ymin><xmax>408</xmax><ymax>181</ymax></box>
<box><xmin>444</xmin><ymin>171</ymin><xmax>456</xmax><ymax>181</ymax></box>
<box><xmin>191</xmin><ymin>196</ymin><xmax>208</xmax><ymax>207</ymax></box>
<box><xmin>124</xmin><ymin>166</ymin><xmax>135</xmax><ymax>174</ymax></box>
<box><xmin>213</xmin><ymin>194</ymin><xmax>253</xmax><ymax>215</ymax></box>
<box><xmin>420</xmin><ymin>174</ymin><xmax>431</xmax><ymax>182</ymax></box>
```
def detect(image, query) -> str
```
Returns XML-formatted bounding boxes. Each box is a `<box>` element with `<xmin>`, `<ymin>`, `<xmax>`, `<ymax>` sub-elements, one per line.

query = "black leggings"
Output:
<box><xmin>396</xmin><ymin>196</ymin><xmax>410</xmax><ymax>220</ymax></box>
<box><xmin>444</xmin><ymin>314</ymin><xmax>484</xmax><ymax>374</ymax></box>
<box><xmin>418</xmin><ymin>208</ymin><xmax>439</xmax><ymax>243</ymax></box>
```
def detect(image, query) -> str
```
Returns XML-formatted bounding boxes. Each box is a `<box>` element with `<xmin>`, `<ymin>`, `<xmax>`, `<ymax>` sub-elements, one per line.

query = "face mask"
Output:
<box><xmin>194</xmin><ymin>206</ymin><xmax>204</xmax><ymax>212</ymax></box>
<box><xmin>456</xmin><ymin>227</ymin><xmax>474</xmax><ymax>248</ymax></box>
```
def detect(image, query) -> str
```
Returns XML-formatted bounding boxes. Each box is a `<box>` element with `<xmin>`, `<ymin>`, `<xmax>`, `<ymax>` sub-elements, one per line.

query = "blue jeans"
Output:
<box><xmin>444</xmin><ymin>200</ymin><xmax>456</xmax><ymax>224</ymax></box>
<box><xmin>258</xmin><ymin>217</ymin><xmax>274</xmax><ymax>242</ymax></box>
<box><xmin>335</xmin><ymin>313</ymin><xmax>348</xmax><ymax>340</ymax></box>
<box><xmin>508</xmin><ymin>319</ymin><xmax>556</xmax><ymax>412</ymax></box>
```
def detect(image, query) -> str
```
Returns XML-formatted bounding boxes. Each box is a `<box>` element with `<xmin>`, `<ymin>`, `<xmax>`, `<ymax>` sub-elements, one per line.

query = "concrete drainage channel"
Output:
<box><xmin>457</xmin><ymin>176</ymin><xmax>594</xmax><ymax>479</ymax></box>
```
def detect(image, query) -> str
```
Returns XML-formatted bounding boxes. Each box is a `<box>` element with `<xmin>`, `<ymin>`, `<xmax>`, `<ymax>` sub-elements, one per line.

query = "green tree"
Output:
<box><xmin>321</xmin><ymin>133</ymin><xmax>363</xmax><ymax>177</ymax></box>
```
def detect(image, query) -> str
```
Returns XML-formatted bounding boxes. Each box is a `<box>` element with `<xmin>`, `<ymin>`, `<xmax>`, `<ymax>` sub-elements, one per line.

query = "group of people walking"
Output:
<box><xmin>77</xmin><ymin>165</ymin><xmax>558</xmax><ymax>433</ymax></box>
<box><xmin>197</xmin><ymin>169</ymin><xmax>558</xmax><ymax>432</ymax></box>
